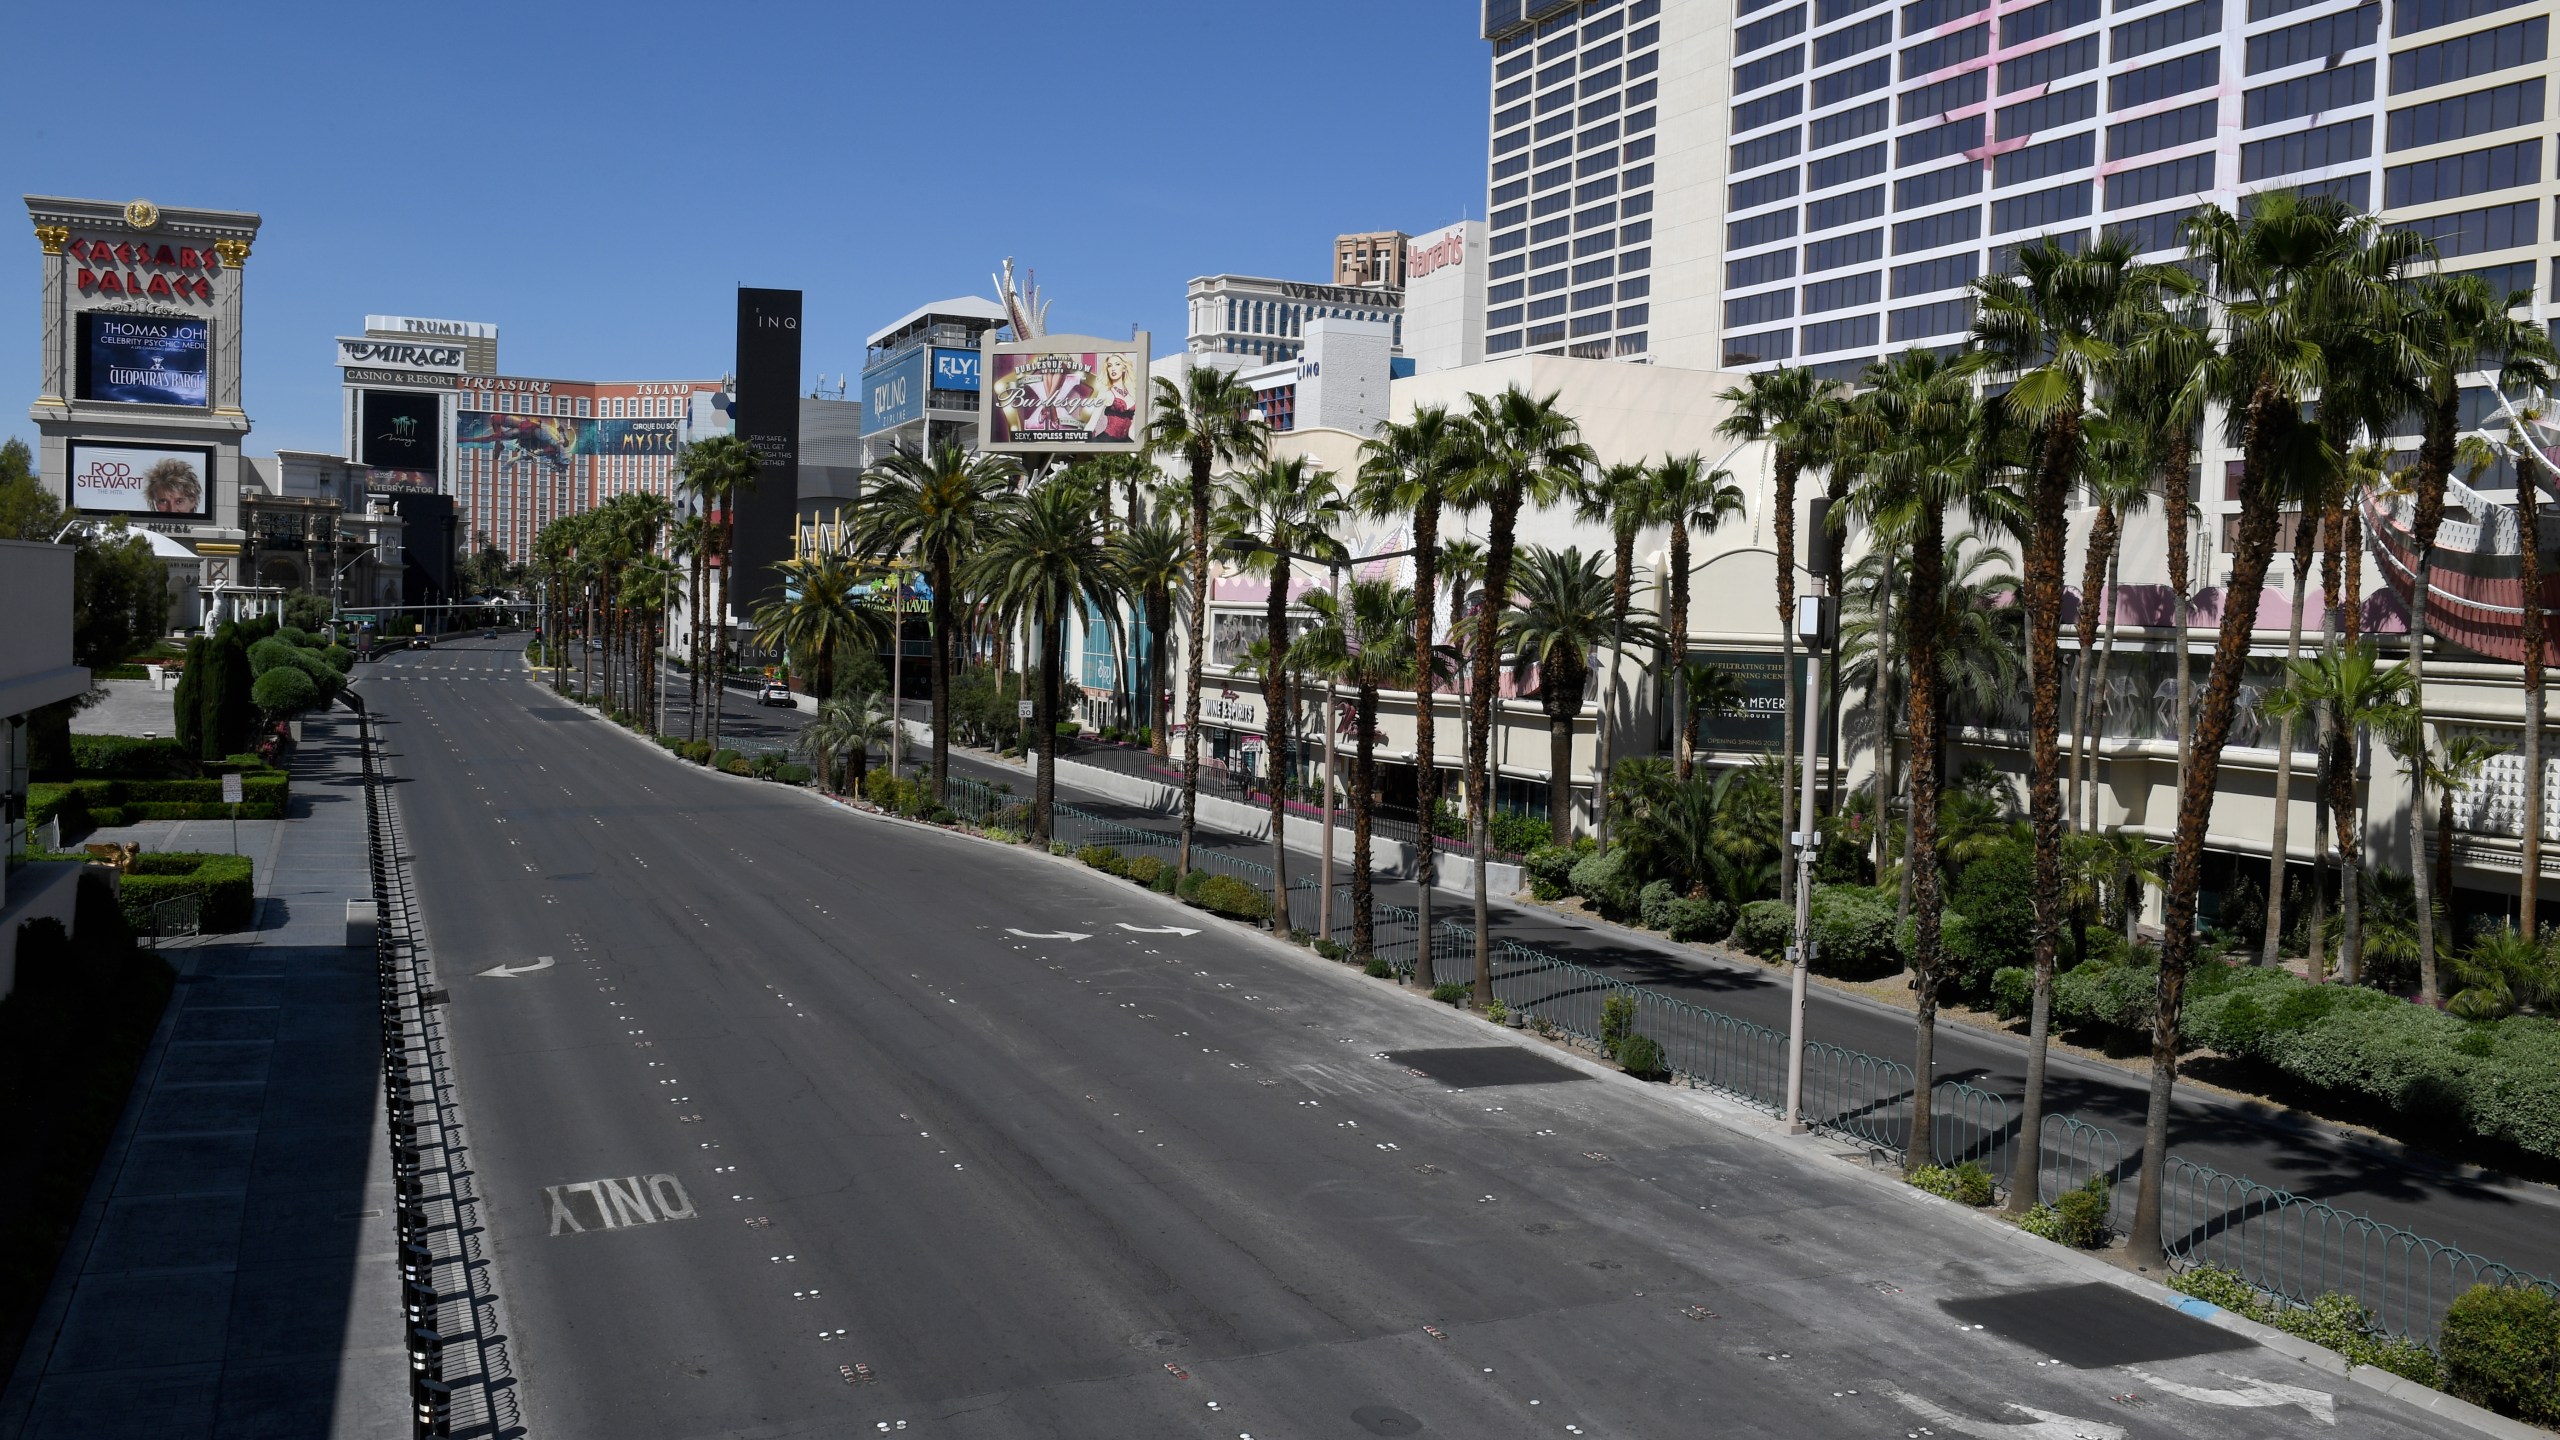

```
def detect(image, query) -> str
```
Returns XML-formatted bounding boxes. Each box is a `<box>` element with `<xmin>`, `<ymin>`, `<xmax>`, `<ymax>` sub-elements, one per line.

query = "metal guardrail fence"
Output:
<box><xmin>2158</xmin><ymin>1155</ymin><xmax>2560</xmax><ymax>1345</ymax></box>
<box><xmin>960</xmin><ymin>787</ymin><xmax>2560</xmax><ymax>1351</ymax></box>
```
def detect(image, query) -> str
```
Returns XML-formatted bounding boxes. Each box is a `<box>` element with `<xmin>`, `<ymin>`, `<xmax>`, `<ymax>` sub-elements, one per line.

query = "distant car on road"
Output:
<box><xmin>483</xmin><ymin>629</ymin><xmax>498</xmax><ymax>639</ymax></box>
<box><xmin>756</xmin><ymin>683</ymin><xmax>795</xmax><ymax>708</ymax></box>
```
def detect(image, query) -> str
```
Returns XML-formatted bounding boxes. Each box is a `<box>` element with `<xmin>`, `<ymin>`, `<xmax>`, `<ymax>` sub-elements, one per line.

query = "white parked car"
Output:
<box><xmin>756</xmin><ymin>683</ymin><xmax>795</xmax><ymax>708</ymax></box>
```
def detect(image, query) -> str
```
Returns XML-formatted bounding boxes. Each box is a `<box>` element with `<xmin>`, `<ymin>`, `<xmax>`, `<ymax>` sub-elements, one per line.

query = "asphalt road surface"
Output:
<box><xmin>350</xmin><ymin>636</ymin><xmax>2497</xmax><ymax>1440</ymax></box>
<box><xmin>614</xmin><ymin>661</ymin><xmax>2560</xmax><ymax>1282</ymax></box>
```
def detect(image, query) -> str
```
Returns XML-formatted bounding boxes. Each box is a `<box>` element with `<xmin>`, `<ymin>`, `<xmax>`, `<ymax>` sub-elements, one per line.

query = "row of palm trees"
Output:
<box><xmin>1708</xmin><ymin>191</ymin><xmax>2558</xmax><ymax>1267</ymax></box>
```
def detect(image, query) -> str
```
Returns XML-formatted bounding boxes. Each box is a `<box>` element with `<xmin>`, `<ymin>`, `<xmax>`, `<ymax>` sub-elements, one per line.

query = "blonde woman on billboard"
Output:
<box><xmin>1087</xmin><ymin>352</ymin><xmax>1136</xmax><ymax>444</ymax></box>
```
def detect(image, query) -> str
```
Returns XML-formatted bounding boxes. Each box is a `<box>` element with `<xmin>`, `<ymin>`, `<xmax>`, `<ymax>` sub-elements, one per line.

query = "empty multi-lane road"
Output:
<box><xmin>361</xmin><ymin>637</ymin><xmax>2475</xmax><ymax>1439</ymax></box>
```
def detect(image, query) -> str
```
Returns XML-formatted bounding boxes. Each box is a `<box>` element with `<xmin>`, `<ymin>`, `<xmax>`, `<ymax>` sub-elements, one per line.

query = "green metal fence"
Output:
<box><xmin>2159</xmin><ymin>1155</ymin><xmax>2560</xmax><ymax>1344</ymax></box>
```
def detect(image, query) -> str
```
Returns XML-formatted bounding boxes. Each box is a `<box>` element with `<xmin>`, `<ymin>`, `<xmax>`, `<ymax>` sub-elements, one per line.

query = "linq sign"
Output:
<box><xmin>67</xmin><ymin>237</ymin><xmax>218</xmax><ymax>302</ymax></box>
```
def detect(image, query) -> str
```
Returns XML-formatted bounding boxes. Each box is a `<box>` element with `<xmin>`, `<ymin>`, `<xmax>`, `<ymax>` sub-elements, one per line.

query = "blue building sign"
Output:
<box><xmin>931</xmin><ymin>347</ymin><xmax>980</xmax><ymax>391</ymax></box>
<box><xmin>861</xmin><ymin>349</ymin><xmax>929</xmax><ymax>434</ymax></box>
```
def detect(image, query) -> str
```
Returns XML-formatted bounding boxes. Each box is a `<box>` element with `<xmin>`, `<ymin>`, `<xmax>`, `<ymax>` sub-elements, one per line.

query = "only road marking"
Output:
<box><xmin>479</xmin><ymin>955</ymin><xmax>556</xmax><ymax>978</ymax></box>
<box><xmin>1115</xmin><ymin>923</ymin><xmax>1200</xmax><ymax>936</ymax></box>
<box><xmin>1006</xmin><ymin>929</ymin><xmax>1092</xmax><ymax>942</ymax></box>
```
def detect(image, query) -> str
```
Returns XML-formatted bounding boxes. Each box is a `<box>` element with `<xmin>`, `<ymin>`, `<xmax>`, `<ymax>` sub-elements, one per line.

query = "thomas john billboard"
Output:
<box><xmin>77</xmin><ymin>314</ymin><xmax>208</xmax><ymax>406</ymax></box>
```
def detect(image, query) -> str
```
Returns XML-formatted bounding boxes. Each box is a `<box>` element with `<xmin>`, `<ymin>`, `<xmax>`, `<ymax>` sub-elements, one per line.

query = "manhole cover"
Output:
<box><xmin>1352</xmin><ymin>1404</ymin><xmax>1422</xmax><ymax>1435</ymax></box>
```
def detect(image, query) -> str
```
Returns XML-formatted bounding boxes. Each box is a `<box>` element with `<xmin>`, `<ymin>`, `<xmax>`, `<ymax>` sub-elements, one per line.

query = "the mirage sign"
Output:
<box><xmin>335</xmin><ymin>336</ymin><xmax>468</xmax><ymax>373</ymax></box>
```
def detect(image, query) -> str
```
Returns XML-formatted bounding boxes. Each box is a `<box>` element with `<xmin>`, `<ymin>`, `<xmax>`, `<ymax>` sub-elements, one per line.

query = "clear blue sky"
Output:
<box><xmin>5</xmin><ymin>1</ymin><xmax>1485</xmax><ymax>457</ymax></box>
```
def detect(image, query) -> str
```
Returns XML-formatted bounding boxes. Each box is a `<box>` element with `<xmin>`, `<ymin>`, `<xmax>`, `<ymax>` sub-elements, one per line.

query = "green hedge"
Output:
<box><xmin>1568</xmin><ymin>849</ymin><xmax>1641</xmax><ymax>919</ymax></box>
<box><xmin>1177</xmin><ymin>870</ymin><xmax>1269</xmax><ymax>923</ymax></box>
<box><xmin>1736</xmin><ymin>886</ymin><xmax>1902</xmax><ymax>978</ymax></box>
<box><xmin>67</xmin><ymin>735</ymin><xmax>196</xmax><ymax>778</ymax></box>
<box><xmin>36</xmin><ymin>773</ymin><xmax>288</xmax><ymax>823</ymax></box>
<box><xmin>116</xmin><ymin>852</ymin><xmax>256</xmax><ymax>932</ymax></box>
<box><xmin>2441</xmin><ymin>1283</ymin><xmax>2560</xmax><ymax>1425</ymax></box>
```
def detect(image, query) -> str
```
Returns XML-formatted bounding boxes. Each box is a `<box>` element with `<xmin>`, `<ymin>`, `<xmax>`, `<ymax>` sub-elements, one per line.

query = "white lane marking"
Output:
<box><xmin>1005</xmin><ymin>929</ymin><xmax>1093</xmax><ymax>942</ymax></box>
<box><xmin>1888</xmin><ymin>1391</ymin><xmax>2126</xmax><ymax>1440</ymax></box>
<box><xmin>2124</xmin><ymin>1370</ymin><xmax>2335</xmax><ymax>1425</ymax></box>
<box><xmin>1114</xmin><ymin>923</ymin><xmax>1200</xmax><ymax>936</ymax></box>
<box><xmin>478</xmin><ymin>955</ymin><xmax>556</xmax><ymax>978</ymax></box>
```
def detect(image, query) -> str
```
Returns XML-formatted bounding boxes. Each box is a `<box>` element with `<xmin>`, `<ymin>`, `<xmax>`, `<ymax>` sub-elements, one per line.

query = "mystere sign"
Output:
<box><xmin>335</xmin><ymin>337</ymin><xmax>467</xmax><ymax>373</ymax></box>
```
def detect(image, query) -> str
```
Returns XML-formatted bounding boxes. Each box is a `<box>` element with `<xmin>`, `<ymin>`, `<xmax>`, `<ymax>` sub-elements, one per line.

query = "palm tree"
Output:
<box><xmin>1975</xmin><ymin>235</ymin><xmax>2186</xmax><ymax>1205</ymax></box>
<box><xmin>1717</xmin><ymin>365</ymin><xmax>1830</xmax><ymax>874</ymax></box>
<box><xmin>2129</xmin><ymin>193</ymin><xmax>2420</xmax><ymax>1268</ymax></box>
<box><xmin>2503</xmin><ymin>411</ymin><xmax>2554</xmax><ymax>936</ymax></box>
<box><xmin>1502</xmin><ymin>546</ymin><xmax>1660</xmax><ymax>843</ymax></box>
<box><xmin>852</xmin><ymin>442</ymin><xmax>1022</xmax><ymax>799</ymax></box>
<box><xmin>803</xmin><ymin>693</ymin><xmax>894</xmax><ymax>794</ymax></box>
<box><xmin>1355</xmin><ymin>404</ymin><xmax>1469</xmax><ymax>990</ymax></box>
<box><xmin>752</xmin><ymin>553</ymin><xmax>887</xmax><ymax>721</ymax></box>
<box><xmin>1109</xmin><ymin>512</ymin><xmax>1188</xmax><ymax>758</ymax></box>
<box><xmin>1573</xmin><ymin>460</ymin><xmax>1664</xmax><ymax>848</ymax></box>
<box><xmin>1150</xmin><ymin>367</ymin><xmax>1270</xmax><ymax>876</ymax></box>
<box><xmin>1681</xmin><ymin>661</ymin><xmax>1744</xmax><ymax>776</ymax></box>
<box><xmin>2068</xmin><ymin>435</ymin><xmax>2157</xmax><ymax>834</ymax></box>
<box><xmin>1437</xmin><ymin>536</ymin><xmax>1488</xmax><ymax>886</ymax></box>
<box><xmin>1650</xmin><ymin>454</ymin><xmax>1749</xmax><ymax>780</ymax></box>
<box><xmin>667</xmin><ymin>513</ymin><xmax>707</xmax><ymax>739</ymax></box>
<box><xmin>2396</xmin><ymin>275</ymin><xmax>2551</xmax><ymax>985</ymax></box>
<box><xmin>1447</xmin><ymin>387</ymin><xmax>1595</xmax><ymax>1006</ymax></box>
<box><xmin>1297</xmin><ymin>578</ymin><xmax>1421</xmax><ymax>961</ymax></box>
<box><xmin>1847</xmin><ymin>347</ymin><xmax>1997</xmax><ymax>1176</ymax></box>
<box><xmin>674</xmin><ymin>435</ymin><xmax>761</xmax><ymax>752</ymax></box>
<box><xmin>624</xmin><ymin>551</ymin><xmax>682</xmax><ymax>734</ymax></box>
<box><xmin>963</xmin><ymin>479</ymin><xmax>1119</xmax><ymax>845</ymax></box>
<box><xmin>2427</xmin><ymin>733</ymin><xmax>2509</xmax><ymax>989</ymax></box>
<box><xmin>2267</xmin><ymin>643</ymin><xmax>2414</xmax><ymax>982</ymax></box>
<box><xmin>1218</xmin><ymin>455</ymin><xmax>1345</xmax><ymax>922</ymax></box>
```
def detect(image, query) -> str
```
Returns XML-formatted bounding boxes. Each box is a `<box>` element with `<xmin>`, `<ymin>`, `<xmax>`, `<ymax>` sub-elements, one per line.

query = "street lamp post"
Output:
<box><xmin>1784</xmin><ymin>501</ymin><xmax>1836</xmax><ymax>1134</ymax></box>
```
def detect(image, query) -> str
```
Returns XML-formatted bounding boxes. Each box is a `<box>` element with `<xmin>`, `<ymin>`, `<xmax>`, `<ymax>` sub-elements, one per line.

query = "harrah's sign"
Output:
<box><xmin>1409</xmin><ymin>228</ymin><xmax>1467</xmax><ymax>281</ymax></box>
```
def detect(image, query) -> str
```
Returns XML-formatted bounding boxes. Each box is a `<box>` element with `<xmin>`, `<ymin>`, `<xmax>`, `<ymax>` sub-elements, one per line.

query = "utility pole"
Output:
<box><xmin>1784</xmin><ymin>500</ymin><xmax>1834</xmax><ymax>1134</ymax></box>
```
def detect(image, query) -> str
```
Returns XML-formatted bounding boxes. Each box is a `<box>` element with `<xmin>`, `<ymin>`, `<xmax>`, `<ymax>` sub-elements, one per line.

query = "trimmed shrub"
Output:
<box><xmin>1077</xmin><ymin>844</ymin><xmax>1126</xmax><ymax>875</ymax></box>
<box><xmin>2171</xmin><ymin>1265</ymin><xmax>2445</xmax><ymax>1386</ymax></box>
<box><xmin>1908</xmin><ymin>1161</ymin><xmax>1996</xmax><ymax>1207</ymax></box>
<box><xmin>713</xmin><ymin>748</ymin><xmax>744</xmax><ymax>771</ymax></box>
<box><xmin>1148</xmin><ymin>867</ymin><xmax>1178</xmax><ymax>895</ymax></box>
<box><xmin>2441</xmin><ymin>1283</ymin><xmax>2560</xmax><ymax>1424</ymax></box>
<box><xmin>1124</xmin><ymin>855</ymin><xmax>1166</xmax><ymax>888</ymax></box>
<box><xmin>1809</xmin><ymin>886</ymin><xmax>1901</xmax><ymax>979</ymax></box>
<box><xmin>1639</xmin><ymin>879</ymin><xmax>1676</xmax><ymax>932</ymax></box>
<box><xmin>118</xmin><ymin>852</ymin><xmax>256</xmax><ymax>932</ymax></box>
<box><xmin>1735</xmin><ymin>900</ymin><xmax>1791</xmax><ymax>958</ymax></box>
<box><xmin>1568</xmin><ymin>849</ymin><xmax>1641</xmax><ymax>919</ymax></box>
<box><xmin>774</xmin><ymin>763</ymin><xmax>812</xmax><ymax>785</ymax></box>
<box><xmin>1430</xmin><ymin>981</ymin><xmax>1470</xmax><ymax>1006</ymax></box>
<box><xmin>1313</xmin><ymin>938</ymin><xmax>1348</xmax><ymax>961</ymax></box>
<box><xmin>170</xmin><ymin>637</ymin><xmax>203</xmax><ymax>760</ymax></box>
<box><xmin>1363</xmin><ymin>958</ymin><xmax>1394</xmax><ymax>978</ymax></box>
<box><xmin>323</xmin><ymin>644</ymin><xmax>355</xmax><ymax>672</ymax></box>
<box><xmin>1180</xmin><ymin>873</ymin><xmax>1269</xmax><ymax>923</ymax></box>
<box><xmin>251</xmin><ymin>666</ymin><xmax>317</xmax><ymax>718</ymax></box>
<box><xmin>68</xmin><ymin>736</ymin><xmax>196</xmax><ymax>779</ymax></box>
<box><xmin>1666</xmin><ymin>895</ymin><xmax>1733</xmax><ymax>943</ymax></box>
<box><xmin>1948</xmin><ymin>837</ymin><xmax>2035</xmax><ymax>983</ymax></box>
<box><xmin>1601</xmin><ymin>991</ymin><xmax>1636</xmax><ymax>1052</ymax></box>
<box><xmin>1524</xmin><ymin>845</ymin><xmax>1578</xmax><ymax>901</ymax></box>
<box><xmin>2020</xmin><ymin>1174</ymin><xmax>2113</xmax><ymax>1248</ymax></box>
<box><xmin>1990</xmin><ymin>966</ymin><xmax>2034</xmax><ymax>1021</ymax></box>
<box><xmin>1615</xmin><ymin>1031</ymin><xmax>1665</xmax><ymax>1078</ymax></box>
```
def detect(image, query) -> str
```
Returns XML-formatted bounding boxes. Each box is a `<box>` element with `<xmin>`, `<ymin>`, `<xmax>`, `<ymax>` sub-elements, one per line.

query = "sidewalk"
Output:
<box><xmin>0</xmin><ymin>713</ymin><xmax>406</xmax><ymax>1439</ymax></box>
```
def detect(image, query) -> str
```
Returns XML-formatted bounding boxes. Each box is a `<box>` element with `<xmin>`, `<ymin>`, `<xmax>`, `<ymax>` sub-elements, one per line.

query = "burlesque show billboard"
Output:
<box><xmin>980</xmin><ymin>333</ymin><xmax>1149</xmax><ymax>452</ymax></box>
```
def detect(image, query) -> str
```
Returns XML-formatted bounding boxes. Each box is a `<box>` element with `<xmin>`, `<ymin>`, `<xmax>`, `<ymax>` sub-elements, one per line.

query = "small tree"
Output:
<box><xmin>251</xmin><ymin>664</ymin><xmax>317</xmax><ymax>720</ymax></box>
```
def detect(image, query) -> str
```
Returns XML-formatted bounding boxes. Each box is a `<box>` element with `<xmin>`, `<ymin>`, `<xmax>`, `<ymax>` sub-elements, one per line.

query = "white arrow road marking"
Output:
<box><xmin>1005</xmin><ymin>929</ymin><xmax>1093</xmax><ymax>942</ymax></box>
<box><xmin>1114</xmin><ymin>923</ymin><xmax>1201</xmax><ymax>936</ymax></box>
<box><xmin>479</xmin><ymin>955</ymin><xmax>556</xmax><ymax>978</ymax></box>
<box><xmin>2125</xmin><ymin>1370</ymin><xmax>2335</xmax><ymax>1425</ymax></box>
<box><xmin>1888</xmin><ymin>1391</ymin><xmax>2126</xmax><ymax>1440</ymax></box>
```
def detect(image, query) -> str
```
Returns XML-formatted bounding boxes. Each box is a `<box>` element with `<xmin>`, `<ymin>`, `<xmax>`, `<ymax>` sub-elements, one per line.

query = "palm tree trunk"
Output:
<box><xmin>2014</xmin><ymin>413</ymin><xmax>2072</xmax><ymax>1194</ymax></box>
<box><xmin>927</xmin><ymin>556</ymin><xmax>955</xmax><ymax>796</ymax></box>
<box><xmin>1034</xmin><ymin>614</ymin><xmax>1060</xmax><ymax>845</ymax></box>
<box><xmin>1597</xmin><ymin>527</ymin><xmax>1633</xmax><ymax>849</ymax></box>
<box><xmin>1412</xmin><ymin>499</ymin><xmax>1441</xmax><ymax>993</ymax></box>
<box><xmin>1548</xmin><ymin>704</ymin><xmax>1574</xmax><ymax>849</ymax></box>
<box><xmin>2069</xmin><ymin>503</ymin><xmax>2118</xmax><ymax>835</ymax></box>
<box><xmin>1180</xmin><ymin>463</ymin><xmax>1211</xmax><ymax>875</ymax></box>
<box><xmin>2086</xmin><ymin>540</ymin><xmax>2129</xmax><ymax>833</ymax></box>
<box><xmin>1904</xmin><ymin>499</ymin><xmax>1948</xmax><ymax>1178</ymax></box>
<box><xmin>1470</xmin><ymin>491</ymin><xmax>1523</xmax><ymax>1009</ymax></box>
<box><xmin>2410</xmin><ymin>546</ymin><xmax>2441</xmax><ymax>1003</ymax></box>
<box><xmin>2524</xmin><ymin>453</ymin><xmax>2548</xmax><ymax>937</ymax></box>
<box><xmin>711</xmin><ymin>528</ymin><xmax>732</xmax><ymax>751</ymax></box>
<box><xmin>1669</xmin><ymin>525</ymin><xmax>1692</xmax><ymax>780</ymax></box>
<box><xmin>2163</xmin><ymin>427</ymin><xmax>2195</xmax><ymax>801</ymax></box>
<box><xmin>1354</xmin><ymin>686</ymin><xmax>1378</xmax><ymax>961</ymax></box>
<box><xmin>2132</xmin><ymin>383</ymin><xmax>2290</xmax><ymax>1271</ymax></box>
<box><xmin>1872</xmin><ymin>552</ymin><xmax>1896</xmax><ymax>883</ymax></box>
<box><xmin>1262</xmin><ymin>558</ymin><xmax>1294</xmax><ymax>926</ymax></box>
<box><xmin>2264</xmin><ymin>511</ymin><xmax>2318</xmax><ymax>965</ymax></box>
<box><xmin>2331</xmin><ymin>721</ymin><xmax>2361</xmax><ymax>982</ymax></box>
